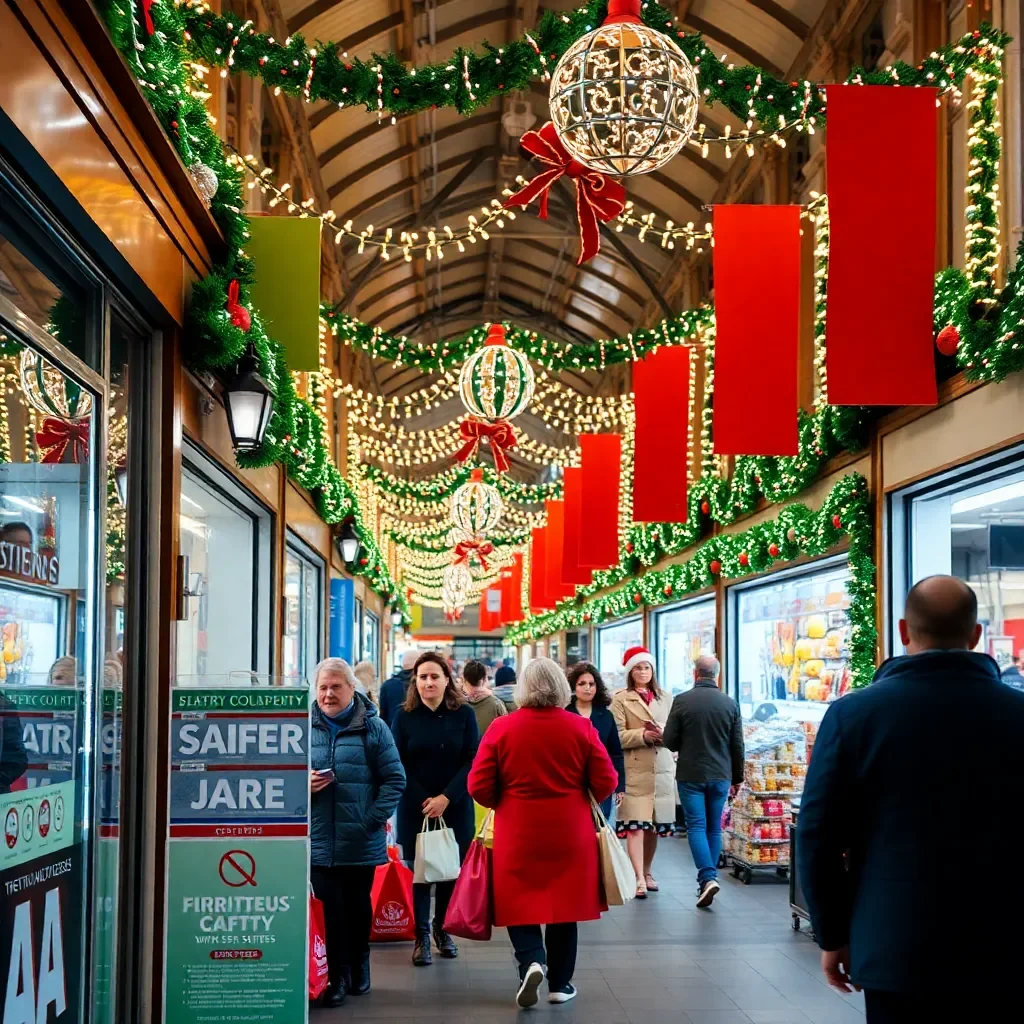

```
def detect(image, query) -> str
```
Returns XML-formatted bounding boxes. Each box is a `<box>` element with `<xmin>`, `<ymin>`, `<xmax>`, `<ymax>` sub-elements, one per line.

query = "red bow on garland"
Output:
<box><xmin>453</xmin><ymin>539</ymin><xmax>495</xmax><ymax>572</ymax></box>
<box><xmin>226</xmin><ymin>279</ymin><xmax>252</xmax><ymax>332</ymax></box>
<box><xmin>502</xmin><ymin>121</ymin><xmax>627</xmax><ymax>265</ymax></box>
<box><xmin>454</xmin><ymin>418</ymin><xmax>517</xmax><ymax>473</ymax></box>
<box><xmin>141</xmin><ymin>0</ymin><xmax>155</xmax><ymax>34</ymax></box>
<box><xmin>35</xmin><ymin>418</ymin><xmax>89</xmax><ymax>464</ymax></box>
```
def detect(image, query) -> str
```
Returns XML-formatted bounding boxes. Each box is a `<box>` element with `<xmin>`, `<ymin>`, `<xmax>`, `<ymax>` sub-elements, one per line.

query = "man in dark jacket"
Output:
<box><xmin>798</xmin><ymin>575</ymin><xmax>1024</xmax><ymax>1021</ymax></box>
<box><xmin>492</xmin><ymin>662</ymin><xmax>517</xmax><ymax>711</ymax></box>
<box><xmin>378</xmin><ymin>649</ymin><xmax>417</xmax><ymax>728</ymax></box>
<box><xmin>310</xmin><ymin>658</ymin><xmax>405</xmax><ymax>1006</ymax></box>
<box><xmin>663</xmin><ymin>655</ymin><xmax>744</xmax><ymax>908</ymax></box>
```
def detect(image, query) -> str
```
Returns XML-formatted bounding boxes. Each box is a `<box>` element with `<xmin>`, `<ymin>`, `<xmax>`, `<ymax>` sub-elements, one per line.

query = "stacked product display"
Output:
<box><xmin>724</xmin><ymin>721</ymin><xmax>810</xmax><ymax>883</ymax></box>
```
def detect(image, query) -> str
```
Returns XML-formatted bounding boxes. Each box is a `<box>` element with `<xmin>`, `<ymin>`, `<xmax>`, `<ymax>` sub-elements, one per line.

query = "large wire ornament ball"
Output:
<box><xmin>442</xmin><ymin>562</ymin><xmax>473</xmax><ymax>610</ymax></box>
<box><xmin>459</xmin><ymin>324</ymin><xmax>535</xmax><ymax>421</ymax></box>
<box><xmin>19</xmin><ymin>350</ymin><xmax>93</xmax><ymax>421</ymax></box>
<box><xmin>451</xmin><ymin>470</ymin><xmax>503</xmax><ymax>536</ymax></box>
<box><xmin>549</xmin><ymin>21</ymin><xmax>700</xmax><ymax>177</ymax></box>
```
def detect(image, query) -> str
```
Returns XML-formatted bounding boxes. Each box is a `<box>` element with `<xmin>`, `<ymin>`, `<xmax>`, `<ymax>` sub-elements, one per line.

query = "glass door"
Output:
<box><xmin>282</xmin><ymin>535</ymin><xmax>324</xmax><ymax>683</ymax></box>
<box><xmin>0</xmin><ymin>293</ymin><xmax>104</xmax><ymax>1024</ymax></box>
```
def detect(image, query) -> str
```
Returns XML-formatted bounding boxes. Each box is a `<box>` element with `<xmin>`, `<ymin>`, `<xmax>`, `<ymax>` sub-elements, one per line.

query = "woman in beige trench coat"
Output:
<box><xmin>611</xmin><ymin>646</ymin><xmax>676</xmax><ymax>899</ymax></box>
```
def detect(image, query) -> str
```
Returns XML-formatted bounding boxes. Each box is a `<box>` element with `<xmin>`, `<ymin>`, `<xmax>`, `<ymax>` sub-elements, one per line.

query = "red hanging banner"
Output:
<box><xmin>579</xmin><ymin>434</ymin><xmax>621</xmax><ymax>569</ymax></box>
<box><xmin>500</xmin><ymin>552</ymin><xmax>524</xmax><ymax>625</ymax></box>
<box><xmin>544</xmin><ymin>501</ymin><xmax>576</xmax><ymax>603</ymax></box>
<box><xmin>529</xmin><ymin>529</ymin><xmax>552</xmax><ymax>614</ymax></box>
<box><xmin>478</xmin><ymin>583</ymin><xmax>503</xmax><ymax>632</ymax></box>
<box><xmin>713</xmin><ymin>204</ymin><xmax>801</xmax><ymax>456</ymax></box>
<box><xmin>824</xmin><ymin>85</ymin><xmax>938</xmax><ymax>406</ymax></box>
<box><xmin>561</xmin><ymin>467</ymin><xmax>594</xmax><ymax>587</ymax></box>
<box><xmin>633</xmin><ymin>346</ymin><xmax>691</xmax><ymax>521</ymax></box>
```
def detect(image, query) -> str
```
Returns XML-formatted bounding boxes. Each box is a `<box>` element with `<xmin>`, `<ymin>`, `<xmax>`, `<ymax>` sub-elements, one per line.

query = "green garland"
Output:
<box><xmin>98</xmin><ymin>0</ymin><xmax>408</xmax><ymax>621</ymax></box>
<box><xmin>362</xmin><ymin>464</ymin><xmax>559</xmax><ymax>504</ymax></box>
<box><xmin>507</xmin><ymin>474</ymin><xmax>876</xmax><ymax>687</ymax></box>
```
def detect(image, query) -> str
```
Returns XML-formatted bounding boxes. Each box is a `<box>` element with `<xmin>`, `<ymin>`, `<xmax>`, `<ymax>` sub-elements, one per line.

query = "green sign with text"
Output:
<box><xmin>164</xmin><ymin>838</ymin><xmax>308</xmax><ymax>1024</ymax></box>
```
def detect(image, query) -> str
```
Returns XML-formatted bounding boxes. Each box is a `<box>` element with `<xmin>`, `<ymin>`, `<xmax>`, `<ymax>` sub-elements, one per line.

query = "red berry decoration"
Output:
<box><xmin>710</xmin><ymin>559</ymin><xmax>722</xmax><ymax>575</ymax></box>
<box><xmin>768</xmin><ymin>543</ymin><xmax>780</xmax><ymax>558</ymax></box>
<box><xmin>633</xmin><ymin>593</ymin><xmax>642</xmax><ymax>604</ymax></box>
<box><xmin>936</xmin><ymin>324</ymin><xmax>960</xmax><ymax>357</ymax></box>
<box><xmin>359</xmin><ymin>557</ymin><xmax>368</xmax><ymax>566</ymax></box>
<box><xmin>651</xmin><ymin>531</ymin><xmax>658</xmax><ymax>541</ymax></box>
<box><xmin>663</xmin><ymin>584</ymin><xmax>673</xmax><ymax>597</ymax></box>
<box><xmin>738</xmin><ymin>552</ymin><xmax>749</xmax><ymax>567</ymax></box>
<box><xmin>832</xmin><ymin>514</ymin><xmax>842</xmax><ymax>529</ymax></box>
<box><xmin>701</xmin><ymin>500</ymin><xmax>710</xmax><ymax>515</ymax></box>
<box><xmin>583</xmin><ymin>613</ymin><xmax>591</xmax><ymax>622</ymax></box>
<box><xmin>625</xmin><ymin>542</ymin><xmax>634</xmax><ymax>553</ymax></box>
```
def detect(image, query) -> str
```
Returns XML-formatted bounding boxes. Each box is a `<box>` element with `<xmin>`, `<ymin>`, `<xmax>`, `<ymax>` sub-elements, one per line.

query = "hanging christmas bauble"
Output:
<box><xmin>19</xmin><ymin>350</ymin><xmax>93</xmax><ymax>421</ymax></box>
<box><xmin>450</xmin><ymin>468</ymin><xmax>503</xmax><ymax>535</ymax></box>
<box><xmin>459</xmin><ymin>324</ymin><xmax>535</xmax><ymax>421</ymax></box>
<box><xmin>548</xmin><ymin>0</ymin><xmax>699</xmax><ymax>177</ymax></box>
<box><xmin>936</xmin><ymin>324</ymin><xmax>960</xmax><ymax>357</ymax></box>
<box><xmin>189</xmin><ymin>161</ymin><xmax>219</xmax><ymax>207</ymax></box>
<box><xmin>442</xmin><ymin>562</ymin><xmax>472</xmax><ymax>610</ymax></box>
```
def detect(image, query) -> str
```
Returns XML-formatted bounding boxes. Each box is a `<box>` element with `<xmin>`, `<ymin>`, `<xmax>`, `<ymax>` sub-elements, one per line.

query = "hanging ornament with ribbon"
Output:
<box><xmin>452</xmin><ymin>537</ymin><xmax>495</xmax><ymax>572</ymax></box>
<box><xmin>502</xmin><ymin>122</ymin><xmax>626</xmax><ymax>265</ymax></box>
<box><xmin>35</xmin><ymin>418</ymin><xmax>90</xmax><ymax>464</ymax></box>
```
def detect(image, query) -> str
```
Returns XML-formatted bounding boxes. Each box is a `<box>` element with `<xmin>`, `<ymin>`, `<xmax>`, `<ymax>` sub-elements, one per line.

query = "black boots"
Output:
<box><xmin>412</xmin><ymin>935</ymin><xmax>432</xmax><ymax>966</ymax></box>
<box><xmin>432</xmin><ymin>923</ymin><xmax>459</xmax><ymax>959</ymax></box>
<box><xmin>321</xmin><ymin>977</ymin><xmax>346</xmax><ymax>1008</ymax></box>
<box><xmin>348</xmin><ymin>953</ymin><xmax>371</xmax><ymax>995</ymax></box>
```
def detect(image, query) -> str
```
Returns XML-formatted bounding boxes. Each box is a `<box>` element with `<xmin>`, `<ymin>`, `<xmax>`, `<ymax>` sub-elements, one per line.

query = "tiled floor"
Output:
<box><xmin>322</xmin><ymin>839</ymin><xmax>866</xmax><ymax>1022</ymax></box>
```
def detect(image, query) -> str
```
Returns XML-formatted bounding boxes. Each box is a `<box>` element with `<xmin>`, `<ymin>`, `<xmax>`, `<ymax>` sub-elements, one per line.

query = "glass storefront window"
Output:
<box><xmin>892</xmin><ymin>446</ymin><xmax>1024</xmax><ymax>671</ymax></box>
<box><xmin>653</xmin><ymin>596</ymin><xmax>716</xmax><ymax>696</ymax></box>
<box><xmin>596</xmin><ymin>616</ymin><xmax>643</xmax><ymax>687</ymax></box>
<box><xmin>362</xmin><ymin>608</ymin><xmax>379</xmax><ymax>668</ymax></box>
<box><xmin>176</xmin><ymin>449</ymin><xmax>271</xmax><ymax>682</ymax></box>
<box><xmin>729</xmin><ymin>558</ymin><xmax>852</xmax><ymax>726</ymax></box>
<box><xmin>565</xmin><ymin>629</ymin><xmax>589</xmax><ymax>667</ymax></box>
<box><xmin>282</xmin><ymin>537</ymin><xmax>324</xmax><ymax>683</ymax></box>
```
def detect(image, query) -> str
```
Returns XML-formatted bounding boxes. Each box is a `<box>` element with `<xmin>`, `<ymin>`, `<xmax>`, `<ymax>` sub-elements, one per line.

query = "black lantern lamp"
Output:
<box><xmin>339</xmin><ymin>519</ymin><xmax>360</xmax><ymax>563</ymax></box>
<box><xmin>224</xmin><ymin>344</ymin><xmax>274</xmax><ymax>452</ymax></box>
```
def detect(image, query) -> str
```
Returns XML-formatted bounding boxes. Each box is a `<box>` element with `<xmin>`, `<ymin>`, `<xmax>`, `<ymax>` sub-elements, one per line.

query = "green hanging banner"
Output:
<box><xmin>245</xmin><ymin>216</ymin><xmax>322</xmax><ymax>370</ymax></box>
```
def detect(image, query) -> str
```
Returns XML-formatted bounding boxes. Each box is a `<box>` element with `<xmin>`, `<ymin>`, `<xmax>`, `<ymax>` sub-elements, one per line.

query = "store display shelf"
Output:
<box><xmin>745</xmin><ymin>789</ymin><xmax>804</xmax><ymax>797</ymax></box>
<box><xmin>731</xmin><ymin>809</ymin><xmax>791</xmax><ymax>822</ymax></box>
<box><xmin>725</xmin><ymin>853</ymin><xmax>790</xmax><ymax>885</ymax></box>
<box><xmin>726</xmin><ymin>830</ymin><xmax>790</xmax><ymax>845</ymax></box>
<box><xmin>745</xmin><ymin>759</ymin><xmax>806</xmax><ymax>767</ymax></box>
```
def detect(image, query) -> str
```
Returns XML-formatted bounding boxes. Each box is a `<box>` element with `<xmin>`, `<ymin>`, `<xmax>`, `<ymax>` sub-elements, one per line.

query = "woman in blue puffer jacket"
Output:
<box><xmin>310</xmin><ymin>658</ymin><xmax>406</xmax><ymax>1007</ymax></box>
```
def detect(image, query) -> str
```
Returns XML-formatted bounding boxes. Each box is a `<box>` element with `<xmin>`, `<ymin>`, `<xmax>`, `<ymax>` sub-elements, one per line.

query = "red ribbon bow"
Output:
<box><xmin>35</xmin><ymin>418</ymin><xmax>90</xmax><ymax>464</ymax></box>
<box><xmin>453</xmin><ymin>539</ymin><xmax>495</xmax><ymax>572</ymax></box>
<box><xmin>226</xmin><ymin>279</ymin><xmax>252</xmax><ymax>333</ymax></box>
<box><xmin>142</xmin><ymin>0</ymin><xmax>155</xmax><ymax>34</ymax></box>
<box><xmin>502</xmin><ymin>121</ymin><xmax>627</xmax><ymax>265</ymax></box>
<box><xmin>454</xmin><ymin>417</ymin><xmax>517</xmax><ymax>473</ymax></box>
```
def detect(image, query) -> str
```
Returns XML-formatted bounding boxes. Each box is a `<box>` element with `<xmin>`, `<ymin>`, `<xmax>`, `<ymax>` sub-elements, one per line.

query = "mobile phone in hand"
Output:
<box><xmin>314</xmin><ymin>769</ymin><xmax>335</xmax><ymax>779</ymax></box>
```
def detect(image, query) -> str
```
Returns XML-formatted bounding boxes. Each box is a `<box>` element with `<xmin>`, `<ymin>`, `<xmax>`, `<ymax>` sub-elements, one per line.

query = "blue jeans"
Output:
<box><xmin>677</xmin><ymin>780</ymin><xmax>731</xmax><ymax>884</ymax></box>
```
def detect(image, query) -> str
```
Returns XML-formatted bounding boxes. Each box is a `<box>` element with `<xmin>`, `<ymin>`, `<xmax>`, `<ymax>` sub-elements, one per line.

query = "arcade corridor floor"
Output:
<box><xmin>321</xmin><ymin>841</ymin><xmax>866</xmax><ymax>1023</ymax></box>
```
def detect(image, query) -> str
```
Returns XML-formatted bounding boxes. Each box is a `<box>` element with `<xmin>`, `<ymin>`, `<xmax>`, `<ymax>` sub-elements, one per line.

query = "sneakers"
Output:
<box><xmin>432</xmin><ymin>923</ymin><xmax>459</xmax><ymax>959</ymax></box>
<box><xmin>516</xmin><ymin>962</ymin><xmax>545</xmax><ymax>1008</ymax></box>
<box><xmin>412</xmin><ymin>936</ymin><xmax>432</xmax><ymax>966</ymax></box>
<box><xmin>548</xmin><ymin>983</ymin><xmax>578</xmax><ymax>1004</ymax></box>
<box><xmin>696</xmin><ymin>879</ymin><xmax>721</xmax><ymax>908</ymax></box>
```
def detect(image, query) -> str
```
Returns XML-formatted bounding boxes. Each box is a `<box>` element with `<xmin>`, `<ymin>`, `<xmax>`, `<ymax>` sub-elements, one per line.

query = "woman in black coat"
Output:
<box><xmin>567</xmin><ymin>662</ymin><xmax>625</xmax><ymax>820</ymax></box>
<box><xmin>391</xmin><ymin>652</ymin><xmax>479</xmax><ymax>967</ymax></box>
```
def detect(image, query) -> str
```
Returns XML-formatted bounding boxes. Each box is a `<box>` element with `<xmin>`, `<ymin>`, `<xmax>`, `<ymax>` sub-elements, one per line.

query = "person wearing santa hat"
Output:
<box><xmin>610</xmin><ymin>646</ymin><xmax>676</xmax><ymax>899</ymax></box>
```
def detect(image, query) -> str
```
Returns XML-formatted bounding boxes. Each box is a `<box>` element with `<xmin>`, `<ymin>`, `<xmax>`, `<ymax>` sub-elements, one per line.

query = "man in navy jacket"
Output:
<box><xmin>799</xmin><ymin>575</ymin><xmax>1024</xmax><ymax>1020</ymax></box>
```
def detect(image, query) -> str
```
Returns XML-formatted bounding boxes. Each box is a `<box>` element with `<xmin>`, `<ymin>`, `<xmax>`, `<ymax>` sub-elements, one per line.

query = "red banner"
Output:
<box><xmin>561</xmin><ymin>467</ymin><xmax>594</xmax><ymax>586</ymax></box>
<box><xmin>478</xmin><ymin>582</ymin><xmax>503</xmax><ymax>632</ymax></box>
<box><xmin>544</xmin><ymin>501</ymin><xmax>576</xmax><ymax>604</ymax></box>
<box><xmin>500</xmin><ymin>552</ymin><xmax>524</xmax><ymax>625</ymax></box>
<box><xmin>824</xmin><ymin>85</ymin><xmax>938</xmax><ymax>406</ymax></box>
<box><xmin>633</xmin><ymin>346</ymin><xmax>691</xmax><ymax>520</ymax></box>
<box><xmin>713</xmin><ymin>204</ymin><xmax>801</xmax><ymax>455</ymax></box>
<box><xmin>579</xmin><ymin>434</ymin><xmax>621</xmax><ymax>568</ymax></box>
<box><xmin>529</xmin><ymin>528</ymin><xmax>551</xmax><ymax>614</ymax></box>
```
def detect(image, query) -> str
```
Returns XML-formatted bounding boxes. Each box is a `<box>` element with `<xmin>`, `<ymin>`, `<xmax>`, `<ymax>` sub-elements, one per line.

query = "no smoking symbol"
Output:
<box><xmin>218</xmin><ymin>850</ymin><xmax>257</xmax><ymax>887</ymax></box>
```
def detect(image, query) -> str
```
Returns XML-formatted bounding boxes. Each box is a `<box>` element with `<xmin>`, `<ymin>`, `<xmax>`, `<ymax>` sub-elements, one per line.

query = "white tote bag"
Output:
<box><xmin>590</xmin><ymin>796</ymin><xmax>636</xmax><ymax>907</ymax></box>
<box><xmin>413</xmin><ymin>815</ymin><xmax>461</xmax><ymax>884</ymax></box>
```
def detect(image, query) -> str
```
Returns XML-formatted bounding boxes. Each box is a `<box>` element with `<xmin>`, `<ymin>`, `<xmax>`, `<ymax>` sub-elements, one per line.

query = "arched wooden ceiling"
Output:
<box><xmin>277</xmin><ymin>0</ymin><xmax>830</xmax><ymax>476</ymax></box>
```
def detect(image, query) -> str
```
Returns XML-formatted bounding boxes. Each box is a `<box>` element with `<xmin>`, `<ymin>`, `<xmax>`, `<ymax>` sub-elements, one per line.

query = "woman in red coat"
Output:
<box><xmin>468</xmin><ymin>657</ymin><xmax>617</xmax><ymax>1009</ymax></box>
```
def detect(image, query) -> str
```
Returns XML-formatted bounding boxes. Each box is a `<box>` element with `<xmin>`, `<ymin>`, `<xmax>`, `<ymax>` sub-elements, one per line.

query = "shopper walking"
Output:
<box><xmin>662</xmin><ymin>655</ymin><xmax>744</xmax><ymax>908</ymax></box>
<box><xmin>391</xmin><ymin>652</ymin><xmax>479</xmax><ymax>966</ymax></box>
<box><xmin>799</xmin><ymin>575</ymin><xmax>1024</xmax><ymax>1021</ymax></box>
<box><xmin>611</xmin><ymin>646</ymin><xmax>675</xmax><ymax>898</ymax></box>
<box><xmin>566</xmin><ymin>661</ymin><xmax>624</xmax><ymax>820</ymax></box>
<box><xmin>462</xmin><ymin>658</ymin><xmax>508</xmax><ymax>737</ymax></box>
<box><xmin>309</xmin><ymin>658</ymin><xmax>406</xmax><ymax>1006</ymax></box>
<box><xmin>379</xmin><ymin>649</ymin><xmax>418</xmax><ymax>727</ymax></box>
<box><xmin>468</xmin><ymin>658</ymin><xmax>617</xmax><ymax>1008</ymax></box>
<box><xmin>493</xmin><ymin>662</ymin><xmax>517</xmax><ymax>711</ymax></box>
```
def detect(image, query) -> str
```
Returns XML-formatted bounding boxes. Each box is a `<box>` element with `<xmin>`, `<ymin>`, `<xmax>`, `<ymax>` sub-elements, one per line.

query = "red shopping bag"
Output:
<box><xmin>443</xmin><ymin>837</ymin><xmax>493</xmax><ymax>941</ymax></box>
<box><xmin>370</xmin><ymin>845</ymin><xmax>416</xmax><ymax>942</ymax></box>
<box><xmin>308</xmin><ymin>891</ymin><xmax>329</xmax><ymax>1000</ymax></box>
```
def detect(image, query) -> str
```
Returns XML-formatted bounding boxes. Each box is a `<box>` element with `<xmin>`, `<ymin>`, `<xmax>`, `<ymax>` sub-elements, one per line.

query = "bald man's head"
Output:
<box><xmin>900</xmin><ymin>575</ymin><xmax>982</xmax><ymax>654</ymax></box>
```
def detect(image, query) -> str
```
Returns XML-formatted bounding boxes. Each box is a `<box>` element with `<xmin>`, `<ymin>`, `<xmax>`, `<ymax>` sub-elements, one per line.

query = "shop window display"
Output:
<box><xmin>363</xmin><ymin>607</ymin><xmax>379</xmax><ymax>668</ymax></box>
<box><xmin>725</xmin><ymin>560</ymin><xmax>852</xmax><ymax>881</ymax></box>
<box><xmin>596</xmin><ymin>615</ymin><xmax>642</xmax><ymax>686</ymax></box>
<box><xmin>282</xmin><ymin>538</ymin><xmax>323</xmax><ymax>683</ymax></box>
<box><xmin>653</xmin><ymin>596</ymin><xmax>716</xmax><ymax>695</ymax></box>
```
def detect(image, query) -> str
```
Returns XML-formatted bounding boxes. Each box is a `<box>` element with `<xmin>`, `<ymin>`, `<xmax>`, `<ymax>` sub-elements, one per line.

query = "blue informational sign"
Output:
<box><xmin>329</xmin><ymin>577</ymin><xmax>354</xmax><ymax>662</ymax></box>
